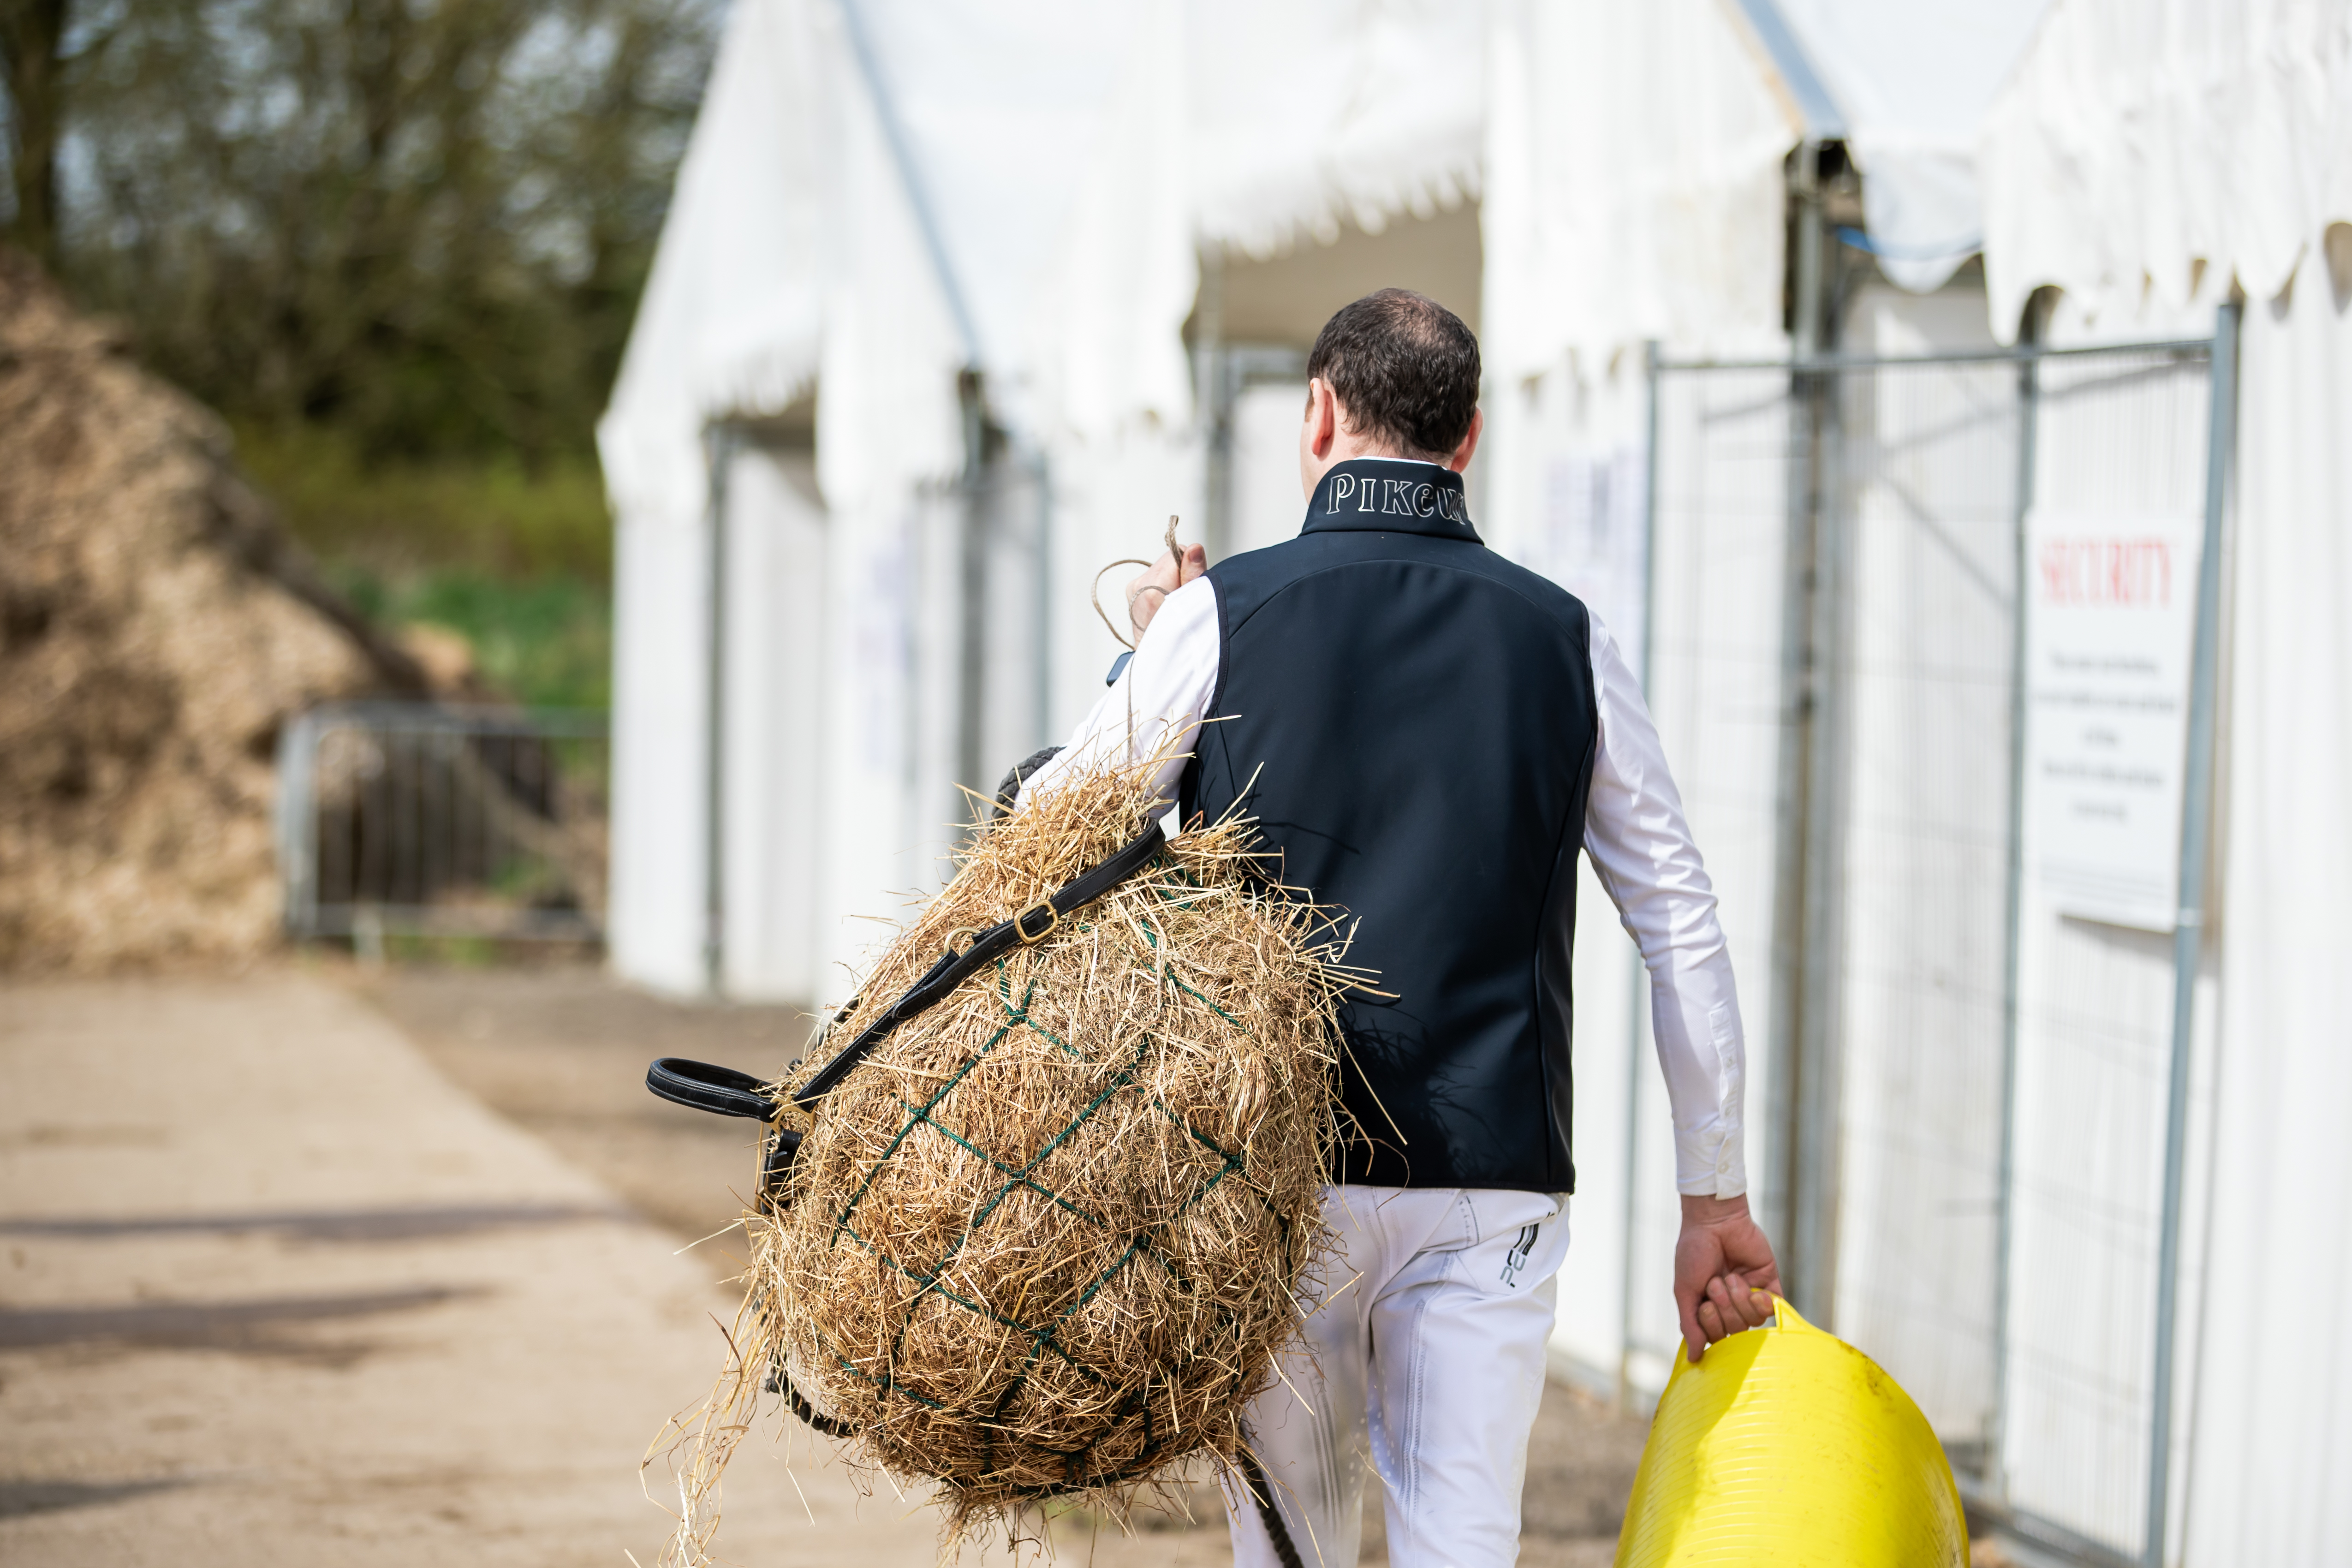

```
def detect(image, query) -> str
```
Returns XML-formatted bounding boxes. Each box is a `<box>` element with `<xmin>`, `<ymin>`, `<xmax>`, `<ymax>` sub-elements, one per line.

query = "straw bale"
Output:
<box><xmin>656</xmin><ymin>754</ymin><xmax>1349</xmax><ymax>1557</ymax></box>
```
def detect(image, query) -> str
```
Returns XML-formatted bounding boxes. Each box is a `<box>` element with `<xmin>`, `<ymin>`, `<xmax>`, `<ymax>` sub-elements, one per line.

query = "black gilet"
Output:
<box><xmin>1179</xmin><ymin>458</ymin><xmax>1599</xmax><ymax>1191</ymax></box>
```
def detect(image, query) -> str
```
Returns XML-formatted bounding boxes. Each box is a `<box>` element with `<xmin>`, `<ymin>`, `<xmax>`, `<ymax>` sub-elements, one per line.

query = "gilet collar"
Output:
<box><xmin>1300</xmin><ymin>457</ymin><xmax>1481</xmax><ymax>543</ymax></box>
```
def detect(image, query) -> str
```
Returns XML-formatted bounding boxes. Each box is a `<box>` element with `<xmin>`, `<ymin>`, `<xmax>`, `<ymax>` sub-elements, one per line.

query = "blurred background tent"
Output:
<box><xmin>604</xmin><ymin>2</ymin><xmax>2351</xmax><ymax>1565</ymax></box>
<box><xmin>595</xmin><ymin>0</ymin><xmax>2047</xmax><ymax>992</ymax></box>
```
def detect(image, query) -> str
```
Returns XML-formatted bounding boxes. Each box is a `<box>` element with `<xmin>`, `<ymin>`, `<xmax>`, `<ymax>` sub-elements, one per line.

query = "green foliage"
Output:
<box><xmin>9</xmin><ymin>0</ymin><xmax>714</xmax><ymax>716</ymax></box>
<box><xmin>240</xmin><ymin>421</ymin><xmax>616</xmax><ymax>712</ymax></box>
<box><xmin>333</xmin><ymin>564</ymin><xmax>613</xmax><ymax>712</ymax></box>
<box><xmin>41</xmin><ymin>0</ymin><xmax>716</xmax><ymax>468</ymax></box>
<box><xmin>235</xmin><ymin>420</ymin><xmax>612</xmax><ymax>580</ymax></box>
<box><xmin>383</xmin><ymin>933</ymin><xmax>505</xmax><ymax>968</ymax></box>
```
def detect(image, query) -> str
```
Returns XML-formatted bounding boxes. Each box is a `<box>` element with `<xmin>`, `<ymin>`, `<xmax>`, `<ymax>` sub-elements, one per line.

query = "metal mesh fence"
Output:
<box><xmin>1626</xmin><ymin>366</ymin><xmax>1798</xmax><ymax>1394</ymax></box>
<box><xmin>1638</xmin><ymin>338</ymin><xmax>2219</xmax><ymax>1564</ymax></box>
<box><xmin>277</xmin><ymin>703</ymin><xmax>609</xmax><ymax>944</ymax></box>
<box><xmin>1827</xmin><ymin>357</ymin><xmax>2024</xmax><ymax>1462</ymax></box>
<box><xmin>2000</xmin><ymin>348</ymin><xmax>2213</xmax><ymax>1560</ymax></box>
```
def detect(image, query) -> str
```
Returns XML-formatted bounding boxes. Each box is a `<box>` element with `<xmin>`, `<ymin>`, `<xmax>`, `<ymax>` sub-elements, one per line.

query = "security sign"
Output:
<box><xmin>2022</xmin><ymin>510</ymin><xmax>2204</xmax><ymax>932</ymax></box>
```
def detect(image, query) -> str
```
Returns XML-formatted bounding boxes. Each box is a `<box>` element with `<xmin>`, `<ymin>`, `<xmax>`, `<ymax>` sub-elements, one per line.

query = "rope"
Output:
<box><xmin>1234</xmin><ymin>1446</ymin><xmax>1306</xmax><ymax>1568</ymax></box>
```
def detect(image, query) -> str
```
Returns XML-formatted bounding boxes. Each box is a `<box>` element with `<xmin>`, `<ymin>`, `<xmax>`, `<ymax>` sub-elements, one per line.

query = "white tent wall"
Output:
<box><xmin>1038</xmin><ymin>431</ymin><xmax>1204</xmax><ymax>738</ymax></box>
<box><xmin>1480</xmin><ymin>0</ymin><xmax>1798</xmax><ymax>387</ymax></box>
<box><xmin>718</xmin><ymin>441</ymin><xmax>827</xmax><ymax>1002</ymax></box>
<box><xmin>600</xmin><ymin>0</ymin><xmax>838</xmax><ymax>996</ymax></box>
<box><xmin>608</xmin><ymin>502</ymin><xmax>713</xmax><ymax>994</ymax></box>
<box><xmin>1228</xmin><ymin>385</ymin><xmax>1310</xmax><ymax>557</ymax></box>
<box><xmin>2188</xmin><ymin>236</ymin><xmax>2352</xmax><ymax>1568</ymax></box>
<box><xmin>602</xmin><ymin>0</ymin><xmax>1144</xmax><ymax>1001</ymax></box>
<box><xmin>1480</xmin><ymin>0</ymin><xmax>1800</xmax><ymax>1394</ymax></box>
<box><xmin>1185</xmin><ymin>0</ymin><xmax>1484</xmax><ymax>261</ymax></box>
<box><xmin>1977</xmin><ymin>1</ymin><xmax>2352</xmax><ymax>1560</ymax></box>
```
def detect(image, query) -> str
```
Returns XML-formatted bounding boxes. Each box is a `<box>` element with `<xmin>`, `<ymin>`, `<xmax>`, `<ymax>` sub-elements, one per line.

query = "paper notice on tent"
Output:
<box><xmin>2022</xmin><ymin>510</ymin><xmax>2203</xmax><ymax>931</ymax></box>
<box><xmin>1533</xmin><ymin>447</ymin><xmax>1649</xmax><ymax>666</ymax></box>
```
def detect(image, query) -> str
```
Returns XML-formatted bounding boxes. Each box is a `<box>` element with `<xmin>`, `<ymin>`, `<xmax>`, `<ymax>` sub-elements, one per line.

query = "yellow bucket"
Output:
<box><xmin>1614</xmin><ymin>1300</ymin><xmax>1968</xmax><ymax>1567</ymax></box>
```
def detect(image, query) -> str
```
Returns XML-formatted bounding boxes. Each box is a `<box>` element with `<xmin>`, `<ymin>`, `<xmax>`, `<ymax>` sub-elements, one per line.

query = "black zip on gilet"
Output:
<box><xmin>1179</xmin><ymin>458</ymin><xmax>1599</xmax><ymax>1192</ymax></box>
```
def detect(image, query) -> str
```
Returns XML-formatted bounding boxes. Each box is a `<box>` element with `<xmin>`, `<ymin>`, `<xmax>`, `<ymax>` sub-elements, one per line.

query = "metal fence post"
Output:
<box><xmin>956</xmin><ymin>371</ymin><xmax>992</xmax><ymax>822</ymax></box>
<box><xmin>1620</xmin><ymin>339</ymin><xmax>1664</xmax><ymax>1407</ymax></box>
<box><xmin>274</xmin><ymin>710</ymin><xmax>320</xmax><ymax>938</ymax></box>
<box><xmin>2144</xmin><ymin>298</ymin><xmax>2238</xmax><ymax>1568</ymax></box>
<box><xmin>1790</xmin><ymin>356</ymin><xmax>1853</xmax><ymax>1326</ymax></box>
<box><xmin>1033</xmin><ymin>450</ymin><xmax>1054</xmax><ymax>749</ymax></box>
<box><xmin>1991</xmin><ymin>337</ymin><xmax>2042</xmax><ymax>1500</ymax></box>
<box><xmin>1765</xmin><ymin>142</ymin><xmax>1826</xmax><ymax>1293</ymax></box>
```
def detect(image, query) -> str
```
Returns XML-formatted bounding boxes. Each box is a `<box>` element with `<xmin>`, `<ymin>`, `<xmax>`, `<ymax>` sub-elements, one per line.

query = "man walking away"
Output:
<box><xmin>1024</xmin><ymin>290</ymin><xmax>1779</xmax><ymax>1568</ymax></box>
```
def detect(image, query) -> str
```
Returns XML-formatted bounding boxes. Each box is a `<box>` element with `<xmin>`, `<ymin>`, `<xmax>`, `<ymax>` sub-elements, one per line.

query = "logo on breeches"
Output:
<box><xmin>1500</xmin><ymin>1223</ymin><xmax>1540</xmax><ymax>1287</ymax></box>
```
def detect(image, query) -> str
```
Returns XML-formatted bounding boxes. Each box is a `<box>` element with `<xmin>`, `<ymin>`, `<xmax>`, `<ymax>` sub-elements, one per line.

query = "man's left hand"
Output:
<box><xmin>1673</xmin><ymin>1193</ymin><xmax>1783</xmax><ymax>1362</ymax></box>
<box><xmin>1126</xmin><ymin>542</ymin><xmax>1208</xmax><ymax>641</ymax></box>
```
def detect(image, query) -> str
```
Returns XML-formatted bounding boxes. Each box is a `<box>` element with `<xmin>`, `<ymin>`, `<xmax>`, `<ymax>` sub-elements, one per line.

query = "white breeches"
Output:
<box><xmin>1222</xmin><ymin>1184</ymin><xmax>1572</xmax><ymax>1568</ymax></box>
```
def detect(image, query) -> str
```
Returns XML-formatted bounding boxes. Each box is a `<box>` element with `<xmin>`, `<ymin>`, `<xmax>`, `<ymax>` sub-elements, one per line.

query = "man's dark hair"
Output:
<box><xmin>1305</xmin><ymin>289</ymin><xmax>1481</xmax><ymax>460</ymax></box>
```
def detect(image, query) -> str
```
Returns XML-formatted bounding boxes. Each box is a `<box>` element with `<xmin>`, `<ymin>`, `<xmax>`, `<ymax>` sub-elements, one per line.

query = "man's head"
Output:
<box><xmin>1298</xmin><ymin>289</ymin><xmax>1483</xmax><ymax>494</ymax></box>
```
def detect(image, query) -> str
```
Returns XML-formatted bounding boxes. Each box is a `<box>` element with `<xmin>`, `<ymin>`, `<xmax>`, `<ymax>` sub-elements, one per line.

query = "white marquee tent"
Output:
<box><xmin>1977</xmin><ymin>4</ymin><xmax>2352</xmax><ymax>1561</ymax></box>
<box><xmin>596</xmin><ymin>0</ymin><xmax>2043</xmax><ymax>1003</ymax></box>
<box><xmin>600</xmin><ymin>1</ymin><xmax>2351</xmax><ymax>1561</ymax></box>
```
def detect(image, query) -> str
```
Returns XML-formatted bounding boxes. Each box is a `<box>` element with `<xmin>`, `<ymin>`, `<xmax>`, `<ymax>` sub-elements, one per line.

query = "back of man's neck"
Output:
<box><xmin>1334</xmin><ymin>449</ymin><xmax>1448</xmax><ymax>468</ymax></box>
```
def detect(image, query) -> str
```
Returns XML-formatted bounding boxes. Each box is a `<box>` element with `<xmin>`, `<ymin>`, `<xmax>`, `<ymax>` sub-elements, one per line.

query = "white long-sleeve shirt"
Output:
<box><xmin>1026</xmin><ymin>569</ymin><xmax>1748</xmax><ymax>1199</ymax></box>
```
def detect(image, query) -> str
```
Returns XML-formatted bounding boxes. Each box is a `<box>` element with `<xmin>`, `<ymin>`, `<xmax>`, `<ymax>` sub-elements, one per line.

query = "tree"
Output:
<box><xmin>10</xmin><ymin>0</ymin><xmax>715</xmax><ymax>467</ymax></box>
<box><xmin>0</xmin><ymin>0</ymin><xmax>71</xmax><ymax>267</ymax></box>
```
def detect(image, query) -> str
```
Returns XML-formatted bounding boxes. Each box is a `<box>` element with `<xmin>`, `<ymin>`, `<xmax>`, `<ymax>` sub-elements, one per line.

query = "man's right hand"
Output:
<box><xmin>1126</xmin><ymin>542</ymin><xmax>1208</xmax><ymax>641</ymax></box>
<box><xmin>1673</xmin><ymin>1192</ymin><xmax>1782</xmax><ymax>1362</ymax></box>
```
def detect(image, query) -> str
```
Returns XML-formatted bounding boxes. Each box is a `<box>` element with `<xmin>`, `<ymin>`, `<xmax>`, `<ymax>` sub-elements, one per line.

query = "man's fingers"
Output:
<box><xmin>1697</xmin><ymin>1298</ymin><xmax>1726</xmax><ymax>1344</ymax></box>
<box><xmin>1719</xmin><ymin>1272</ymin><xmax>1770</xmax><ymax>1329</ymax></box>
<box><xmin>1675</xmin><ymin>1288</ymin><xmax>1707</xmax><ymax>1363</ymax></box>
<box><xmin>1702</xmin><ymin>1277</ymin><xmax>1741</xmax><ymax>1336</ymax></box>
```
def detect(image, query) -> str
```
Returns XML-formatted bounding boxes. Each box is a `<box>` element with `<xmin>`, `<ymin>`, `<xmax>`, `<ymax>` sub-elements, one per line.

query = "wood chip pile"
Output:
<box><xmin>0</xmin><ymin>248</ymin><xmax>423</xmax><ymax>970</ymax></box>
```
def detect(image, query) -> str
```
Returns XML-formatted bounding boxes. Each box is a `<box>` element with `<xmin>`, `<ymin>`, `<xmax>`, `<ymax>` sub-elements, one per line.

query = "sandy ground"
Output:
<box><xmin>1</xmin><ymin>961</ymin><xmax>1649</xmax><ymax>1566</ymax></box>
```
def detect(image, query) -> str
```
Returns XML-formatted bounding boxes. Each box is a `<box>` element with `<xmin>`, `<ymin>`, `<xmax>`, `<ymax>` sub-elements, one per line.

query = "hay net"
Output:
<box><xmin>654</xmin><ymin>751</ymin><xmax>1348</xmax><ymax>1558</ymax></box>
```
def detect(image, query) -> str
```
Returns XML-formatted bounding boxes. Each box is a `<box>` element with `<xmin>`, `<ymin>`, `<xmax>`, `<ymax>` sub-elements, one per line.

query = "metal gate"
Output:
<box><xmin>1630</xmin><ymin>314</ymin><xmax>2236</xmax><ymax>1567</ymax></box>
<box><xmin>277</xmin><ymin>702</ymin><xmax>610</xmax><ymax>946</ymax></box>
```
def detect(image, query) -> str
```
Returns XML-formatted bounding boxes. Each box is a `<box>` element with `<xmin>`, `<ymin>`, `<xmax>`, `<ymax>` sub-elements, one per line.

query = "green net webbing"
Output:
<box><xmin>798</xmin><ymin>917</ymin><xmax>1292</xmax><ymax>1496</ymax></box>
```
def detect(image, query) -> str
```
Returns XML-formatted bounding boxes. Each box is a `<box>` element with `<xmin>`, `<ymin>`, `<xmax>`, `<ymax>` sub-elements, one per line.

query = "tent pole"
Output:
<box><xmin>1766</xmin><ymin>137</ymin><xmax>1829</xmax><ymax>1305</ymax></box>
<box><xmin>702</xmin><ymin>422</ymin><xmax>738</xmax><ymax>999</ymax></box>
<box><xmin>2144</xmin><ymin>298</ymin><xmax>2238</xmax><ymax>1568</ymax></box>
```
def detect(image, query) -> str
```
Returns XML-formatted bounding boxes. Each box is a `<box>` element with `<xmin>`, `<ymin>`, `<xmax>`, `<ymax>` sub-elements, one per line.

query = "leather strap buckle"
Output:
<box><xmin>1013</xmin><ymin>901</ymin><xmax>1060</xmax><ymax>945</ymax></box>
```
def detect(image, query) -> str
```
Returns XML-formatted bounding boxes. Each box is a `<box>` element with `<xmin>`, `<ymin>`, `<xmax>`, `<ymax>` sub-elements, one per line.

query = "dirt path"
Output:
<box><xmin>1</xmin><ymin>963</ymin><xmax>1647</xmax><ymax>1566</ymax></box>
<box><xmin>0</xmin><ymin>970</ymin><xmax>949</xmax><ymax>1566</ymax></box>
